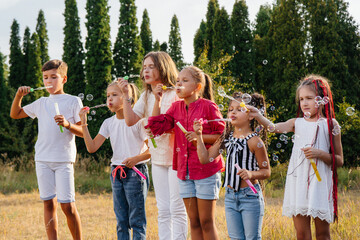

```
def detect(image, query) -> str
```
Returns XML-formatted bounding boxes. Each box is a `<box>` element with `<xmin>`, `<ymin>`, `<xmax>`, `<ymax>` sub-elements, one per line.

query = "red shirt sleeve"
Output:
<box><xmin>146</xmin><ymin>102</ymin><xmax>176</xmax><ymax>136</ymax></box>
<box><xmin>207</xmin><ymin>101</ymin><xmax>225</xmax><ymax>134</ymax></box>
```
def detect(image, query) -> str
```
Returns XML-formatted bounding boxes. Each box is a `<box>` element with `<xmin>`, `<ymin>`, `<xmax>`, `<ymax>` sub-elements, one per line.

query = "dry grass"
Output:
<box><xmin>0</xmin><ymin>189</ymin><xmax>359</xmax><ymax>239</ymax></box>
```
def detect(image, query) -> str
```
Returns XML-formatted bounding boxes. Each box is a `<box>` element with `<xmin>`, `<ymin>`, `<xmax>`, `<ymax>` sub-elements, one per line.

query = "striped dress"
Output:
<box><xmin>223</xmin><ymin>132</ymin><xmax>259</xmax><ymax>191</ymax></box>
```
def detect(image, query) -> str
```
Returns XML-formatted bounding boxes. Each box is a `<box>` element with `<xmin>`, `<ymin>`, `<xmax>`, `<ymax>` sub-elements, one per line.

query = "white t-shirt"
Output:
<box><xmin>23</xmin><ymin>94</ymin><xmax>83</xmax><ymax>163</ymax></box>
<box><xmin>99</xmin><ymin>115</ymin><xmax>149</xmax><ymax>166</ymax></box>
<box><xmin>133</xmin><ymin>90</ymin><xmax>179</xmax><ymax>166</ymax></box>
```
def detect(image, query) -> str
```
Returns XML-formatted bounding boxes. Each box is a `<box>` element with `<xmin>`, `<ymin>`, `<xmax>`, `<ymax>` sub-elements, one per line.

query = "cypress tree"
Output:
<box><xmin>205</xmin><ymin>0</ymin><xmax>219</xmax><ymax>62</ymax></box>
<box><xmin>268</xmin><ymin>0</ymin><xmax>306</xmax><ymax>116</ymax></box>
<box><xmin>63</xmin><ymin>0</ymin><xmax>86</xmax><ymax>95</ymax></box>
<box><xmin>160</xmin><ymin>42</ymin><xmax>168</xmax><ymax>52</ymax></box>
<box><xmin>153</xmin><ymin>39</ymin><xmax>160</xmax><ymax>51</ymax></box>
<box><xmin>85</xmin><ymin>0</ymin><xmax>113</xmax><ymax>154</ymax></box>
<box><xmin>22</xmin><ymin>27</ymin><xmax>31</xmax><ymax>84</ymax></box>
<box><xmin>253</xmin><ymin>4</ymin><xmax>272</xmax><ymax>91</ymax></box>
<box><xmin>193</xmin><ymin>20</ymin><xmax>207</xmax><ymax>64</ymax></box>
<box><xmin>36</xmin><ymin>10</ymin><xmax>50</xmax><ymax>64</ymax></box>
<box><xmin>9</xmin><ymin>19</ymin><xmax>24</xmax><ymax>88</ymax></box>
<box><xmin>113</xmin><ymin>0</ymin><xmax>143</xmax><ymax>77</ymax></box>
<box><xmin>168</xmin><ymin>14</ymin><xmax>184</xmax><ymax>69</ymax></box>
<box><xmin>212</xmin><ymin>7</ymin><xmax>233</xmax><ymax>62</ymax></box>
<box><xmin>230</xmin><ymin>0</ymin><xmax>254</xmax><ymax>86</ymax></box>
<box><xmin>140</xmin><ymin>9</ymin><xmax>153</xmax><ymax>54</ymax></box>
<box><xmin>0</xmin><ymin>52</ymin><xmax>6</xmax><ymax>115</ymax></box>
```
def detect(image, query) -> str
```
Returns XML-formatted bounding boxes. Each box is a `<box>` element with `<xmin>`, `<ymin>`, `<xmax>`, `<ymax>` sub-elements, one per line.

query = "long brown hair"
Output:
<box><xmin>183</xmin><ymin>66</ymin><xmax>214</xmax><ymax>102</ymax></box>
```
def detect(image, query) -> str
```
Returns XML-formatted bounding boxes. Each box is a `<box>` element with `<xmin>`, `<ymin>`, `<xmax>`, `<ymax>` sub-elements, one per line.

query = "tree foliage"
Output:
<box><xmin>8</xmin><ymin>20</ymin><xmax>24</xmax><ymax>89</ymax></box>
<box><xmin>205</xmin><ymin>0</ymin><xmax>219</xmax><ymax>62</ymax></box>
<box><xmin>193</xmin><ymin>20</ymin><xmax>207</xmax><ymax>64</ymax></box>
<box><xmin>168</xmin><ymin>15</ymin><xmax>184</xmax><ymax>69</ymax></box>
<box><xmin>36</xmin><ymin>10</ymin><xmax>50</xmax><ymax>64</ymax></box>
<box><xmin>140</xmin><ymin>9</ymin><xmax>153</xmax><ymax>54</ymax></box>
<box><xmin>212</xmin><ymin>7</ymin><xmax>233</xmax><ymax>62</ymax></box>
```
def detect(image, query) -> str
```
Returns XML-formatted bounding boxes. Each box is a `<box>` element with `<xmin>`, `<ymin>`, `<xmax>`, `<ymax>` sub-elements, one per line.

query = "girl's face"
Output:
<box><xmin>299</xmin><ymin>85</ymin><xmax>319</xmax><ymax>119</ymax></box>
<box><xmin>227</xmin><ymin>100</ymin><xmax>250</xmax><ymax>127</ymax></box>
<box><xmin>142</xmin><ymin>57</ymin><xmax>161</xmax><ymax>85</ymax></box>
<box><xmin>106</xmin><ymin>85</ymin><xmax>123</xmax><ymax>112</ymax></box>
<box><xmin>175</xmin><ymin>69</ymin><xmax>200</xmax><ymax>99</ymax></box>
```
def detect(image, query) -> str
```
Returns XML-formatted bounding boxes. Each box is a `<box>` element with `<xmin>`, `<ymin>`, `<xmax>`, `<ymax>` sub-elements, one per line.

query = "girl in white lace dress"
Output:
<box><xmin>249</xmin><ymin>74</ymin><xmax>343</xmax><ymax>240</ymax></box>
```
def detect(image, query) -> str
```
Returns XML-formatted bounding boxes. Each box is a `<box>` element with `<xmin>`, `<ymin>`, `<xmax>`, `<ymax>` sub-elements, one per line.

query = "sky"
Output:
<box><xmin>0</xmin><ymin>0</ymin><xmax>359</xmax><ymax>64</ymax></box>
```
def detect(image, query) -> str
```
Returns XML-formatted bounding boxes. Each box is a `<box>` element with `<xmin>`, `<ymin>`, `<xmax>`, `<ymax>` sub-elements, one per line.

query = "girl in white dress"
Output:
<box><xmin>248</xmin><ymin>74</ymin><xmax>343</xmax><ymax>240</ymax></box>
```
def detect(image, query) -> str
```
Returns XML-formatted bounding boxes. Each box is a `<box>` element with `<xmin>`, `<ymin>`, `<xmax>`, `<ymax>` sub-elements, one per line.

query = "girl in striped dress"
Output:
<box><xmin>194</xmin><ymin>92</ymin><xmax>271</xmax><ymax>240</ymax></box>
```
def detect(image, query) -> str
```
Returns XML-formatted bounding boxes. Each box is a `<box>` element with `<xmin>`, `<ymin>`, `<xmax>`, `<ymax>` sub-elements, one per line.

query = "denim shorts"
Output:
<box><xmin>178</xmin><ymin>172</ymin><xmax>221</xmax><ymax>200</ymax></box>
<box><xmin>225</xmin><ymin>184</ymin><xmax>264</xmax><ymax>240</ymax></box>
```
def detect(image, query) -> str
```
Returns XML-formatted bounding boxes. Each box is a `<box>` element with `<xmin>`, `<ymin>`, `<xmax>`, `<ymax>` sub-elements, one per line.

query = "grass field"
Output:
<box><xmin>1</xmin><ymin>190</ymin><xmax>359</xmax><ymax>239</ymax></box>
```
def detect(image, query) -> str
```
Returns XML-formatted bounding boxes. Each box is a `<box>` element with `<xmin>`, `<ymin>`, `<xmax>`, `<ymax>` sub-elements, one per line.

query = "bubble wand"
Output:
<box><xmin>162</xmin><ymin>86</ymin><xmax>185</xmax><ymax>90</ymax></box>
<box><xmin>234</xmin><ymin>163</ymin><xmax>258</xmax><ymax>194</ymax></box>
<box><xmin>309</xmin><ymin>159</ymin><xmax>322</xmax><ymax>182</ymax></box>
<box><xmin>199</xmin><ymin>118</ymin><xmax>231</xmax><ymax>124</ymax></box>
<box><xmin>30</xmin><ymin>85</ymin><xmax>52</xmax><ymax>92</ymax></box>
<box><xmin>84</xmin><ymin>104</ymin><xmax>108</xmax><ymax>111</ymax></box>
<box><xmin>132</xmin><ymin>166</ymin><xmax>147</xmax><ymax>180</ymax></box>
<box><xmin>176</xmin><ymin>121</ymin><xmax>197</xmax><ymax>147</ymax></box>
<box><xmin>217</xmin><ymin>87</ymin><xmax>251</xmax><ymax>112</ymax></box>
<box><xmin>54</xmin><ymin>102</ymin><xmax>64</xmax><ymax>133</ymax></box>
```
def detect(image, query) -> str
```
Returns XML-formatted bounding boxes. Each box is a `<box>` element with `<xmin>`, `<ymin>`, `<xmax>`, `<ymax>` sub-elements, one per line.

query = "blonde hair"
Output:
<box><xmin>183</xmin><ymin>66</ymin><xmax>214</xmax><ymax>102</ymax></box>
<box><xmin>108</xmin><ymin>82</ymin><xmax>139</xmax><ymax>106</ymax></box>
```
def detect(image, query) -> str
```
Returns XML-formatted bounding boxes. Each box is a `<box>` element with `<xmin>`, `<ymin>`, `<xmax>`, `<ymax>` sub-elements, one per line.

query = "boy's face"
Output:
<box><xmin>43</xmin><ymin>69</ymin><xmax>67</xmax><ymax>94</ymax></box>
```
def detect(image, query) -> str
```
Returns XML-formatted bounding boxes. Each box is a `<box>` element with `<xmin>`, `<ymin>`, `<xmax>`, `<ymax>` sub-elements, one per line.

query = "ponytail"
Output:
<box><xmin>128</xmin><ymin>83</ymin><xmax>139</xmax><ymax>107</ymax></box>
<box><xmin>203</xmin><ymin>73</ymin><xmax>214</xmax><ymax>102</ymax></box>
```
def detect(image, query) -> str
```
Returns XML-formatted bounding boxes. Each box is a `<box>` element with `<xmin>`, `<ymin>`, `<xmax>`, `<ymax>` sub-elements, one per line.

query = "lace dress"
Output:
<box><xmin>282</xmin><ymin>118</ymin><xmax>334</xmax><ymax>223</ymax></box>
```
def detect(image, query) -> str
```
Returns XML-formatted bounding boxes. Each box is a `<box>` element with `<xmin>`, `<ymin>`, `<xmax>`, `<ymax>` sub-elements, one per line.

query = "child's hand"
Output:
<box><xmin>193</xmin><ymin>120</ymin><xmax>203</xmax><ymax>135</ymax></box>
<box><xmin>152</xmin><ymin>83</ymin><xmax>163</xmax><ymax>102</ymax></box>
<box><xmin>185</xmin><ymin>131</ymin><xmax>197</xmax><ymax>142</ymax></box>
<box><xmin>144</xmin><ymin>127</ymin><xmax>154</xmax><ymax>138</ymax></box>
<box><xmin>246</xmin><ymin>105</ymin><xmax>261</xmax><ymax>119</ymax></box>
<box><xmin>237</xmin><ymin>168</ymin><xmax>253</xmax><ymax>180</ymax></box>
<box><xmin>16</xmin><ymin>86</ymin><xmax>31</xmax><ymax>97</ymax></box>
<box><xmin>117</xmin><ymin>78</ymin><xmax>129</xmax><ymax>96</ymax></box>
<box><xmin>54</xmin><ymin>114</ymin><xmax>70</xmax><ymax>128</ymax></box>
<box><xmin>123</xmin><ymin>157</ymin><xmax>137</xmax><ymax>168</ymax></box>
<box><xmin>302</xmin><ymin>147</ymin><xmax>321</xmax><ymax>159</ymax></box>
<box><xmin>79</xmin><ymin>107</ymin><xmax>89</xmax><ymax>124</ymax></box>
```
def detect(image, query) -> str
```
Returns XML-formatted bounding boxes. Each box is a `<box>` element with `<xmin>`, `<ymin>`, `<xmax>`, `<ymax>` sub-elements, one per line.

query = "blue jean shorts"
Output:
<box><xmin>178</xmin><ymin>172</ymin><xmax>221</xmax><ymax>200</ymax></box>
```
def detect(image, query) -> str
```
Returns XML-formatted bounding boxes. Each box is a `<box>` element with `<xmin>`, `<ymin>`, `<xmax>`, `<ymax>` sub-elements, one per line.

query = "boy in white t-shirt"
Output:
<box><xmin>10</xmin><ymin>59</ymin><xmax>83</xmax><ymax>239</ymax></box>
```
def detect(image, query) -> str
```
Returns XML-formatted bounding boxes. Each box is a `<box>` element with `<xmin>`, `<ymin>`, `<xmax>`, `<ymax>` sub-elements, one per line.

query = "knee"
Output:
<box><xmin>200</xmin><ymin>217</ymin><xmax>215</xmax><ymax>232</ymax></box>
<box><xmin>296</xmin><ymin>231</ymin><xmax>311</xmax><ymax>240</ymax></box>
<box><xmin>61</xmin><ymin>202</ymin><xmax>77</xmax><ymax>216</ymax></box>
<box><xmin>315</xmin><ymin>229</ymin><xmax>330</xmax><ymax>240</ymax></box>
<box><xmin>189</xmin><ymin>217</ymin><xmax>201</xmax><ymax>230</ymax></box>
<box><xmin>44</xmin><ymin>199</ymin><xmax>57</xmax><ymax>212</ymax></box>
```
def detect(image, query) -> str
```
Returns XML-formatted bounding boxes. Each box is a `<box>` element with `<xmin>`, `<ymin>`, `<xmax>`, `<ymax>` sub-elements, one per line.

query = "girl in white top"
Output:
<box><xmin>248</xmin><ymin>74</ymin><xmax>343</xmax><ymax>240</ymax></box>
<box><xmin>79</xmin><ymin>82</ymin><xmax>150</xmax><ymax>240</ymax></box>
<box><xmin>118</xmin><ymin>51</ymin><xmax>187</xmax><ymax>240</ymax></box>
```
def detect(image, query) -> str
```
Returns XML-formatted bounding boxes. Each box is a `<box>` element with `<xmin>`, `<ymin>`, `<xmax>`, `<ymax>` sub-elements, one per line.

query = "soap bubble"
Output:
<box><xmin>184</xmin><ymin>154</ymin><xmax>188</xmax><ymax>158</ymax></box>
<box><xmin>86</xmin><ymin>94</ymin><xmax>94</xmax><ymax>101</ymax></box>
<box><xmin>322</xmin><ymin>96</ymin><xmax>329</xmax><ymax>105</ymax></box>
<box><xmin>332</xmin><ymin>125</ymin><xmax>341</xmax><ymax>136</ymax></box>
<box><xmin>91</xmin><ymin>110</ymin><xmax>96</xmax><ymax>115</ymax></box>
<box><xmin>78</xmin><ymin>93</ymin><xmax>84</xmax><ymax>100</ymax></box>
<box><xmin>267</xmin><ymin>123</ymin><xmax>276</xmax><ymax>132</ymax></box>
<box><xmin>304</xmin><ymin>112</ymin><xmax>311</xmax><ymax>119</ymax></box>
<box><xmin>291</xmin><ymin>134</ymin><xmax>298</xmax><ymax>143</ymax></box>
<box><xmin>315</xmin><ymin>96</ymin><xmax>322</xmax><ymax>105</ymax></box>
<box><xmin>242</xmin><ymin>93</ymin><xmax>252</xmax><ymax>104</ymax></box>
<box><xmin>272</xmin><ymin>154</ymin><xmax>279</xmax><ymax>161</ymax></box>
<box><xmin>279</xmin><ymin>134</ymin><xmax>288</xmax><ymax>141</ymax></box>
<box><xmin>217</xmin><ymin>87</ymin><xmax>226</xmax><ymax>97</ymax></box>
<box><xmin>218</xmin><ymin>104</ymin><xmax>224</xmax><ymax>111</ymax></box>
<box><xmin>262</xmin><ymin>59</ymin><xmax>268</xmax><ymax>65</ymax></box>
<box><xmin>257</xmin><ymin>142</ymin><xmax>263</xmax><ymax>148</ymax></box>
<box><xmin>88</xmin><ymin>116</ymin><xmax>92</xmax><ymax>121</ymax></box>
<box><xmin>284</xmin><ymin>140</ymin><xmax>288</xmax><ymax>145</ymax></box>
<box><xmin>176</xmin><ymin>148</ymin><xmax>180</xmax><ymax>152</ymax></box>
<box><xmin>280</xmin><ymin>149</ymin><xmax>285</xmax><ymax>152</ymax></box>
<box><xmin>219</xmin><ymin>149</ymin><xmax>224</xmax><ymax>154</ymax></box>
<box><xmin>239</xmin><ymin>135</ymin><xmax>245</xmax><ymax>140</ymax></box>
<box><xmin>346</xmin><ymin>107</ymin><xmax>355</xmax><ymax>116</ymax></box>
<box><xmin>209</xmin><ymin>158</ymin><xmax>214</xmax><ymax>162</ymax></box>
<box><xmin>255</xmin><ymin>125</ymin><xmax>263</xmax><ymax>133</ymax></box>
<box><xmin>262</xmin><ymin>161</ymin><xmax>268</xmax><ymax>167</ymax></box>
<box><xmin>241</xmin><ymin>107</ymin><xmax>247</xmax><ymax>112</ymax></box>
<box><xmin>270</xmin><ymin>106</ymin><xmax>275</xmax><ymax>111</ymax></box>
<box><xmin>276</xmin><ymin>143</ymin><xmax>282</xmax><ymax>148</ymax></box>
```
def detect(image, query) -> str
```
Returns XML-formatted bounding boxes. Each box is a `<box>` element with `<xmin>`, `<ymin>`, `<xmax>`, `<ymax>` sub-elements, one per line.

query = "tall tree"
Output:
<box><xmin>8</xmin><ymin>19</ymin><xmax>24</xmax><ymax>88</ymax></box>
<box><xmin>85</xmin><ymin>0</ymin><xmax>113</xmax><ymax>153</ymax></box>
<box><xmin>168</xmin><ymin>14</ymin><xmax>184</xmax><ymax>69</ymax></box>
<box><xmin>205</xmin><ymin>0</ymin><xmax>219</xmax><ymax>62</ymax></box>
<box><xmin>230</xmin><ymin>0</ymin><xmax>254</xmax><ymax>86</ymax></box>
<box><xmin>0</xmin><ymin>52</ymin><xmax>6</xmax><ymax>115</ymax></box>
<box><xmin>36</xmin><ymin>10</ymin><xmax>50</xmax><ymax>64</ymax></box>
<box><xmin>140</xmin><ymin>9</ymin><xmax>153</xmax><ymax>54</ymax></box>
<box><xmin>193</xmin><ymin>20</ymin><xmax>207</xmax><ymax>64</ymax></box>
<box><xmin>22</xmin><ymin>27</ymin><xmax>31</xmax><ymax>84</ymax></box>
<box><xmin>160</xmin><ymin>41</ymin><xmax>168</xmax><ymax>52</ymax></box>
<box><xmin>212</xmin><ymin>7</ymin><xmax>233</xmax><ymax>62</ymax></box>
<box><xmin>113</xmin><ymin>0</ymin><xmax>143</xmax><ymax>77</ymax></box>
<box><xmin>253</xmin><ymin>4</ymin><xmax>272</xmax><ymax>91</ymax></box>
<box><xmin>153</xmin><ymin>39</ymin><xmax>160</xmax><ymax>51</ymax></box>
<box><xmin>63</xmin><ymin>0</ymin><xmax>86</xmax><ymax>95</ymax></box>
<box><xmin>268</xmin><ymin>0</ymin><xmax>306</xmax><ymax>116</ymax></box>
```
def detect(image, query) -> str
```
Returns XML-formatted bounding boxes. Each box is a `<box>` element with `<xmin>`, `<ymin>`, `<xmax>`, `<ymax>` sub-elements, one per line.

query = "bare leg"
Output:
<box><xmin>60</xmin><ymin>202</ymin><xmax>82</xmax><ymax>240</ymax></box>
<box><xmin>293</xmin><ymin>215</ymin><xmax>312</xmax><ymax>240</ymax></box>
<box><xmin>314</xmin><ymin>217</ymin><xmax>331</xmax><ymax>240</ymax></box>
<box><xmin>183</xmin><ymin>197</ymin><xmax>203</xmax><ymax>240</ymax></box>
<box><xmin>197</xmin><ymin>199</ymin><xmax>219</xmax><ymax>240</ymax></box>
<box><xmin>44</xmin><ymin>198</ymin><xmax>58</xmax><ymax>240</ymax></box>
